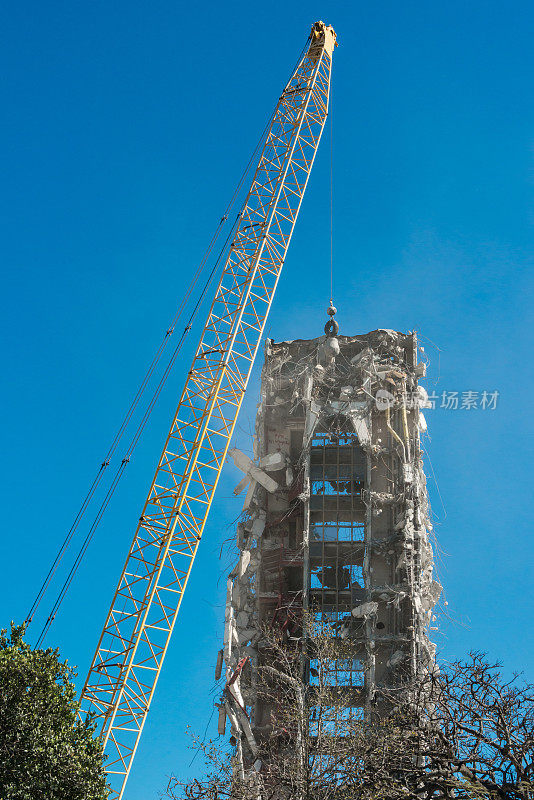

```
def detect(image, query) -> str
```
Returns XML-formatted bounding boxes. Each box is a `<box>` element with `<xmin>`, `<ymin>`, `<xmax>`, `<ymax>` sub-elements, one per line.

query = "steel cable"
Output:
<box><xmin>36</xmin><ymin>213</ymin><xmax>241</xmax><ymax>646</ymax></box>
<box><xmin>30</xmin><ymin>31</ymin><xmax>312</xmax><ymax>641</ymax></box>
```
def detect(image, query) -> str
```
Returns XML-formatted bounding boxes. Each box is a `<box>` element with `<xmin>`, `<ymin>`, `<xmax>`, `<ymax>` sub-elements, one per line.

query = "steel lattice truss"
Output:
<box><xmin>80</xmin><ymin>21</ymin><xmax>336</xmax><ymax>799</ymax></box>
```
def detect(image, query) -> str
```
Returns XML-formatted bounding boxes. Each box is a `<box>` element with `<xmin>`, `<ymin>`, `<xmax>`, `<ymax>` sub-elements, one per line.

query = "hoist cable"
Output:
<box><xmin>36</xmin><ymin>214</ymin><xmax>241</xmax><ymax>646</ymax></box>
<box><xmin>329</xmin><ymin>77</ymin><xmax>334</xmax><ymax>306</ymax></box>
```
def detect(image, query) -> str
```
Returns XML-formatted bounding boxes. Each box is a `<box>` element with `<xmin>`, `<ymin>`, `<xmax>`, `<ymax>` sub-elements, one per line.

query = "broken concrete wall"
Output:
<box><xmin>218</xmin><ymin>328</ymin><xmax>440</xmax><ymax>774</ymax></box>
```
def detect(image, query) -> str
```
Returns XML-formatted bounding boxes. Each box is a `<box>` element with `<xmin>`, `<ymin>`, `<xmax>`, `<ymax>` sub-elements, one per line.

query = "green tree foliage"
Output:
<box><xmin>0</xmin><ymin>623</ymin><xmax>109</xmax><ymax>800</ymax></box>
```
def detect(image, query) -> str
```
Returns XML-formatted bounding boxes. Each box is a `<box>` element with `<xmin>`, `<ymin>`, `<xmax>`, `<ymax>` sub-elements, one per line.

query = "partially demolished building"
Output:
<box><xmin>220</xmin><ymin>315</ymin><xmax>441</xmax><ymax>773</ymax></box>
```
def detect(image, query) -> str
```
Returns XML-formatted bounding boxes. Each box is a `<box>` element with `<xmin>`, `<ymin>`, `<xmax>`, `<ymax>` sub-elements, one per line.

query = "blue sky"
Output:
<box><xmin>1</xmin><ymin>1</ymin><xmax>533</xmax><ymax>797</ymax></box>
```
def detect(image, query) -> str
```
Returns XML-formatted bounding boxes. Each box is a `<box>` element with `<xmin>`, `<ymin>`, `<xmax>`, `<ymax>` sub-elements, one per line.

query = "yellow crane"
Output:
<box><xmin>80</xmin><ymin>21</ymin><xmax>337</xmax><ymax>798</ymax></box>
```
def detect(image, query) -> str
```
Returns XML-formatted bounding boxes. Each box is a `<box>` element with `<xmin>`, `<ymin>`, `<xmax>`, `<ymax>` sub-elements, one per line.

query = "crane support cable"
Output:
<box><xmin>80</xmin><ymin>22</ymin><xmax>336</xmax><ymax>800</ymax></box>
<box><xmin>25</xmin><ymin>74</ymin><xmax>285</xmax><ymax>630</ymax></box>
<box><xmin>35</xmin><ymin>214</ymin><xmax>241</xmax><ymax>648</ymax></box>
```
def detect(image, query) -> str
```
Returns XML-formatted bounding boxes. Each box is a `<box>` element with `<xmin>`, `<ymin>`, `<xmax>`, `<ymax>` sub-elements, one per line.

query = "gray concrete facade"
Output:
<box><xmin>220</xmin><ymin>326</ymin><xmax>440</xmax><ymax>773</ymax></box>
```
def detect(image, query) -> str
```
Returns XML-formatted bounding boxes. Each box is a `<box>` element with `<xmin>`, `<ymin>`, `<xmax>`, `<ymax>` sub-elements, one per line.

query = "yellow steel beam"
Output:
<box><xmin>80</xmin><ymin>21</ymin><xmax>336</xmax><ymax>799</ymax></box>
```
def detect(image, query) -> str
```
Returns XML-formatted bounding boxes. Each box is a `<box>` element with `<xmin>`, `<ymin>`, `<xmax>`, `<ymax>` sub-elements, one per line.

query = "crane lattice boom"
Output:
<box><xmin>80</xmin><ymin>21</ymin><xmax>336</xmax><ymax>798</ymax></box>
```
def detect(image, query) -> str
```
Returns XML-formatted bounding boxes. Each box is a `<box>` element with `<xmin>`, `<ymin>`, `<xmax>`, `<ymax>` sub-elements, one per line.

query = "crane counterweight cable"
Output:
<box><xmin>35</xmin><ymin>213</ymin><xmax>241</xmax><ymax>647</ymax></box>
<box><xmin>29</xmin><ymin>27</ymin><xmax>312</xmax><ymax>644</ymax></box>
<box><xmin>26</xmin><ymin>83</ymin><xmax>283</xmax><ymax>634</ymax></box>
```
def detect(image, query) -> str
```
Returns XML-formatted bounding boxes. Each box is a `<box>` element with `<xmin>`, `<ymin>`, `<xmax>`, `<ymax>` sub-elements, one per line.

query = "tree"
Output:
<box><xmin>0</xmin><ymin>623</ymin><xmax>109</xmax><ymax>800</ymax></box>
<box><xmin>380</xmin><ymin>654</ymin><xmax>534</xmax><ymax>800</ymax></box>
<box><xmin>164</xmin><ymin>623</ymin><xmax>534</xmax><ymax>800</ymax></box>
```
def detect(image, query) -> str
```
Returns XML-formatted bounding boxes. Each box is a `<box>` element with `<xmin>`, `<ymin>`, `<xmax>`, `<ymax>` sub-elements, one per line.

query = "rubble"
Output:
<box><xmin>351</xmin><ymin>601</ymin><xmax>379</xmax><ymax>618</ymax></box>
<box><xmin>218</xmin><ymin>326</ymin><xmax>441</xmax><ymax>776</ymax></box>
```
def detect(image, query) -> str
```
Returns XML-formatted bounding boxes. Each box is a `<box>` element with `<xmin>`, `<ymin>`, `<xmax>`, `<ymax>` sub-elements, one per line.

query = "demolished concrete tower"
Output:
<box><xmin>221</xmin><ymin>320</ymin><xmax>440</xmax><ymax>771</ymax></box>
